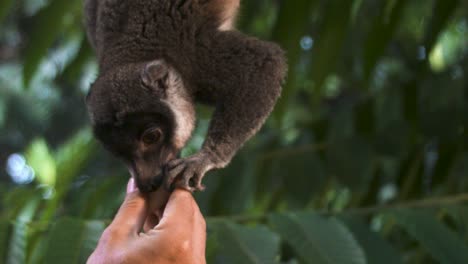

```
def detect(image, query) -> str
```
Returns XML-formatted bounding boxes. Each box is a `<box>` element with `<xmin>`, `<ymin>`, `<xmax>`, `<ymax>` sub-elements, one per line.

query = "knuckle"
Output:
<box><xmin>122</xmin><ymin>193</ymin><xmax>144</xmax><ymax>209</ymax></box>
<box><xmin>101</xmin><ymin>226</ymin><xmax>124</xmax><ymax>241</ymax></box>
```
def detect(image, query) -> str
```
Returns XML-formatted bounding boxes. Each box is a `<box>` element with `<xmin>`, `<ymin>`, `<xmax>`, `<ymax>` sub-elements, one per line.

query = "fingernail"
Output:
<box><xmin>127</xmin><ymin>178</ymin><xmax>137</xmax><ymax>194</ymax></box>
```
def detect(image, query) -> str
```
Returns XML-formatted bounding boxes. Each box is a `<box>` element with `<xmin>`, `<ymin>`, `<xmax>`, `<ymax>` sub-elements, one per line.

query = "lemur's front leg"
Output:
<box><xmin>165</xmin><ymin>31</ymin><xmax>287</xmax><ymax>192</ymax></box>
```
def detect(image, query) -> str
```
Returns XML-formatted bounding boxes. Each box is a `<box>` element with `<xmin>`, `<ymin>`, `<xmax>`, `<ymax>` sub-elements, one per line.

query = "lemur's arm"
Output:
<box><xmin>199</xmin><ymin>30</ymin><xmax>286</xmax><ymax>162</ymax></box>
<box><xmin>165</xmin><ymin>30</ymin><xmax>287</xmax><ymax>191</ymax></box>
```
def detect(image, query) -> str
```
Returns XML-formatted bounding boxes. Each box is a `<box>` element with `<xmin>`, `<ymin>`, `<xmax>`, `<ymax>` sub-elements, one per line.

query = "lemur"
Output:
<box><xmin>84</xmin><ymin>0</ymin><xmax>287</xmax><ymax>192</ymax></box>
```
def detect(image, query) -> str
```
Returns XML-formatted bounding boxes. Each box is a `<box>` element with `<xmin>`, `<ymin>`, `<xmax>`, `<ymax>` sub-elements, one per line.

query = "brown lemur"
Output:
<box><xmin>84</xmin><ymin>0</ymin><xmax>287</xmax><ymax>192</ymax></box>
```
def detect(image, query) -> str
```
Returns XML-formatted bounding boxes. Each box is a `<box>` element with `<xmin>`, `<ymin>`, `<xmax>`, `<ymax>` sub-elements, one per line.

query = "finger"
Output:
<box><xmin>143</xmin><ymin>212</ymin><xmax>159</xmax><ymax>233</ymax></box>
<box><xmin>192</xmin><ymin>204</ymin><xmax>207</xmax><ymax>258</ymax></box>
<box><xmin>110</xmin><ymin>178</ymin><xmax>148</xmax><ymax>236</ymax></box>
<box><xmin>164</xmin><ymin>165</ymin><xmax>186</xmax><ymax>191</ymax></box>
<box><xmin>154</xmin><ymin>189</ymin><xmax>201</xmax><ymax>230</ymax></box>
<box><xmin>143</xmin><ymin>188</ymin><xmax>170</xmax><ymax>232</ymax></box>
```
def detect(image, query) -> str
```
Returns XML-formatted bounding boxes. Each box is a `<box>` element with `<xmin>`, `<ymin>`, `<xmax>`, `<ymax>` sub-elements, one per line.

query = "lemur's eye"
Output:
<box><xmin>141</xmin><ymin>128</ymin><xmax>162</xmax><ymax>145</ymax></box>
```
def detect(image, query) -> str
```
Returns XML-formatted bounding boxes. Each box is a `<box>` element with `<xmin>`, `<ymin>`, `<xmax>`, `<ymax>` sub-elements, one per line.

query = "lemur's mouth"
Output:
<box><xmin>134</xmin><ymin>173</ymin><xmax>164</xmax><ymax>193</ymax></box>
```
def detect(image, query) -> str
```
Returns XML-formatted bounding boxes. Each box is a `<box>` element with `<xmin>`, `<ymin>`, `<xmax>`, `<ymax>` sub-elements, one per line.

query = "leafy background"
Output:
<box><xmin>0</xmin><ymin>0</ymin><xmax>467</xmax><ymax>263</ymax></box>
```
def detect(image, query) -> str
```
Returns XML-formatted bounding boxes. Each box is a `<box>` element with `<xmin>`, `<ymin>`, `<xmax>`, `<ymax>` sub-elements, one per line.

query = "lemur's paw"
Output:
<box><xmin>163</xmin><ymin>152</ymin><xmax>215</xmax><ymax>192</ymax></box>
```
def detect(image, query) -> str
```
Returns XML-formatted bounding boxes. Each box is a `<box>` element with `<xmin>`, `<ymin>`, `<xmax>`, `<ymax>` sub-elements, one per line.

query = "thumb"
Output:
<box><xmin>110</xmin><ymin>178</ymin><xmax>148</xmax><ymax>235</ymax></box>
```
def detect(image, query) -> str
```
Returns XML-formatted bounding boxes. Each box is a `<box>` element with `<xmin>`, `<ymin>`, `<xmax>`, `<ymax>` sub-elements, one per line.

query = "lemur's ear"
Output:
<box><xmin>141</xmin><ymin>60</ymin><xmax>168</xmax><ymax>87</ymax></box>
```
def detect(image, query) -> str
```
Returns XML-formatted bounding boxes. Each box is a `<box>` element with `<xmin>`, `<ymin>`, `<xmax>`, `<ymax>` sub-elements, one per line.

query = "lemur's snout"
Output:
<box><xmin>134</xmin><ymin>172</ymin><xmax>164</xmax><ymax>193</ymax></box>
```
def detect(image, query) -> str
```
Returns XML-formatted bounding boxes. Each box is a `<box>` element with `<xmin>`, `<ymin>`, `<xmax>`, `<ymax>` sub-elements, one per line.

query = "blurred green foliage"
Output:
<box><xmin>0</xmin><ymin>0</ymin><xmax>467</xmax><ymax>263</ymax></box>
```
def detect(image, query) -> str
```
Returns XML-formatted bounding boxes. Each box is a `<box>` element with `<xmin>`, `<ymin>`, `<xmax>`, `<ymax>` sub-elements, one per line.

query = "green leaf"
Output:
<box><xmin>208</xmin><ymin>221</ymin><xmax>280</xmax><ymax>264</ymax></box>
<box><xmin>354</xmin><ymin>99</ymin><xmax>375</xmax><ymax>139</ymax></box>
<box><xmin>424</xmin><ymin>0</ymin><xmax>459</xmax><ymax>52</ymax></box>
<box><xmin>55</xmin><ymin>128</ymin><xmax>95</xmax><ymax>189</ymax></box>
<box><xmin>2</xmin><ymin>187</ymin><xmax>40</xmax><ymax>220</ymax></box>
<box><xmin>445</xmin><ymin>206</ymin><xmax>468</xmax><ymax>242</ymax></box>
<box><xmin>77</xmin><ymin>176</ymin><xmax>126</xmax><ymax>219</ymax></box>
<box><xmin>310</xmin><ymin>0</ymin><xmax>354</xmax><ymax>95</ymax></box>
<box><xmin>78</xmin><ymin>221</ymin><xmax>107</xmax><ymax>263</ymax></box>
<box><xmin>448</xmin><ymin>153</ymin><xmax>468</xmax><ymax>192</ymax></box>
<box><xmin>26</xmin><ymin>230</ymin><xmax>48</xmax><ymax>264</ymax></box>
<box><xmin>206</xmin><ymin>152</ymin><xmax>257</xmax><ymax>215</ymax></box>
<box><xmin>394</xmin><ymin>209</ymin><xmax>468</xmax><ymax>264</ymax></box>
<box><xmin>40</xmin><ymin>129</ymin><xmax>96</xmax><ymax>222</ymax></box>
<box><xmin>25</xmin><ymin>139</ymin><xmax>57</xmax><ymax>187</ymax></box>
<box><xmin>7</xmin><ymin>198</ymin><xmax>40</xmax><ymax>264</ymax></box>
<box><xmin>340</xmin><ymin>216</ymin><xmax>403</xmax><ymax>264</ymax></box>
<box><xmin>269</xmin><ymin>212</ymin><xmax>366</xmax><ymax>264</ymax></box>
<box><xmin>363</xmin><ymin>0</ymin><xmax>405</xmax><ymax>80</ymax></box>
<box><xmin>0</xmin><ymin>0</ymin><xmax>14</xmax><ymax>26</ymax></box>
<box><xmin>23</xmin><ymin>0</ymin><xmax>81</xmax><ymax>87</ymax></box>
<box><xmin>59</xmin><ymin>38</ymin><xmax>94</xmax><ymax>83</ymax></box>
<box><xmin>271</xmin><ymin>0</ymin><xmax>318</xmax><ymax>120</ymax></box>
<box><xmin>0</xmin><ymin>220</ymin><xmax>11</xmax><ymax>264</ymax></box>
<box><xmin>326</xmin><ymin>136</ymin><xmax>374</xmax><ymax>192</ymax></box>
<box><xmin>7</xmin><ymin>222</ymin><xmax>28</xmax><ymax>264</ymax></box>
<box><xmin>43</xmin><ymin>218</ymin><xmax>105</xmax><ymax>264</ymax></box>
<box><xmin>262</xmin><ymin>150</ymin><xmax>326</xmax><ymax>208</ymax></box>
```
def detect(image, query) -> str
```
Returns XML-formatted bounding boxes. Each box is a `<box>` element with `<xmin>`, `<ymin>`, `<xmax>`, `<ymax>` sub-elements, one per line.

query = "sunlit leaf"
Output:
<box><xmin>394</xmin><ymin>209</ymin><xmax>468</xmax><ymax>264</ymax></box>
<box><xmin>25</xmin><ymin>139</ymin><xmax>57</xmax><ymax>187</ymax></box>
<box><xmin>208</xmin><ymin>220</ymin><xmax>280</xmax><ymax>264</ymax></box>
<box><xmin>424</xmin><ymin>0</ymin><xmax>459</xmax><ymax>52</ymax></box>
<box><xmin>269</xmin><ymin>212</ymin><xmax>366</xmax><ymax>264</ymax></box>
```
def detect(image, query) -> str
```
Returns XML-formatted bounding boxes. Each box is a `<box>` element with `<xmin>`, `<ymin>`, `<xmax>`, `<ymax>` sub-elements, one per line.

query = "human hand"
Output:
<box><xmin>87</xmin><ymin>178</ymin><xmax>206</xmax><ymax>264</ymax></box>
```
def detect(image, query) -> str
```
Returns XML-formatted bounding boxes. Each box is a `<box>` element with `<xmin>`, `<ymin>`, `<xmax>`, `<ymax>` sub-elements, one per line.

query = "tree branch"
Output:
<box><xmin>207</xmin><ymin>193</ymin><xmax>468</xmax><ymax>223</ymax></box>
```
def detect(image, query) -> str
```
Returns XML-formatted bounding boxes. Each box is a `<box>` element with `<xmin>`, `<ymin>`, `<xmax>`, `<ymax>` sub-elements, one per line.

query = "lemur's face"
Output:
<box><xmin>93</xmin><ymin>113</ymin><xmax>179</xmax><ymax>192</ymax></box>
<box><xmin>86</xmin><ymin>60</ymin><xmax>195</xmax><ymax>192</ymax></box>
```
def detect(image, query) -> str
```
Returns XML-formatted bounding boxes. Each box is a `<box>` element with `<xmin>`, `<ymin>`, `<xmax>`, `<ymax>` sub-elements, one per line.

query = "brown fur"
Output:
<box><xmin>84</xmin><ymin>0</ymin><xmax>287</xmax><ymax>191</ymax></box>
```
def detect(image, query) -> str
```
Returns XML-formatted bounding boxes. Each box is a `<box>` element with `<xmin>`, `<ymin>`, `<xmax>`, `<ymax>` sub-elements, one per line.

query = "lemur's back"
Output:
<box><xmin>84</xmin><ymin>0</ymin><xmax>239</xmax><ymax>58</ymax></box>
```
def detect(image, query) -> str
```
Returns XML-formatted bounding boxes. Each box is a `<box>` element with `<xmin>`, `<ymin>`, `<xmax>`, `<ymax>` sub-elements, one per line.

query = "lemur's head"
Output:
<box><xmin>86</xmin><ymin>60</ymin><xmax>195</xmax><ymax>192</ymax></box>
